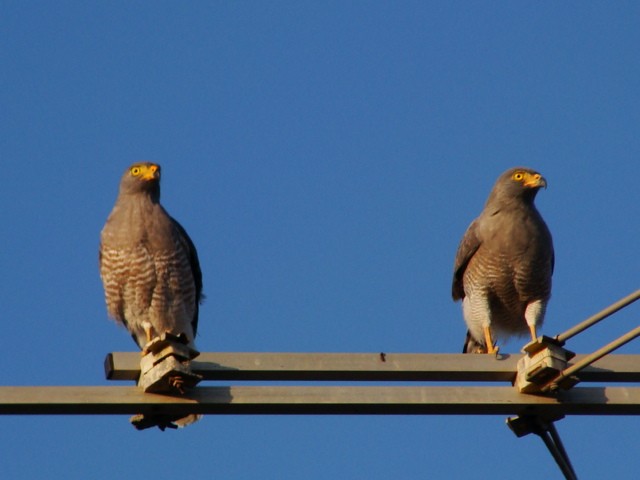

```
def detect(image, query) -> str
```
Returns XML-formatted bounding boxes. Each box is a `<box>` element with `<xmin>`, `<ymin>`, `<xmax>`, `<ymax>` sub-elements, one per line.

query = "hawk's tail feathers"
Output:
<box><xmin>462</xmin><ymin>331</ymin><xmax>486</xmax><ymax>354</ymax></box>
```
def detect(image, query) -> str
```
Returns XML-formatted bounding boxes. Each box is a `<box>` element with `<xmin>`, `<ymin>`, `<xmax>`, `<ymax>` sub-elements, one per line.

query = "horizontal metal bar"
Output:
<box><xmin>555</xmin><ymin>289</ymin><xmax>640</xmax><ymax>344</ymax></box>
<box><xmin>105</xmin><ymin>352</ymin><xmax>640</xmax><ymax>383</ymax></box>
<box><xmin>1</xmin><ymin>386</ymin><xmax>640</xmax><ymax>416</ymax></box>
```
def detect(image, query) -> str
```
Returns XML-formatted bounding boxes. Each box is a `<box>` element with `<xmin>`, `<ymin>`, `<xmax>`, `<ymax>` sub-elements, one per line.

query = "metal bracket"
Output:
<box><xmin>506</xmin><ymin>414</ymin><xmax>577</xmax><ymax>480</ymax></box>
<box><xmin>515</xmin><ymin>336</ymin><xmax>577</xmax><ymax>394</ymax></box>
<box><xmin>137</xmin><ymin>332</ymin><xmax>202</xmax><ymax>394</ymax></box>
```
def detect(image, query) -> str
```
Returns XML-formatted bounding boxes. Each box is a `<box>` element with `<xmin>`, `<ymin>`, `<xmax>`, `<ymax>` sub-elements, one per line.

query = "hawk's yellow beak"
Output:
<box><xmin>523</xmin><ymin>173</ymin><xmax>547</xmax><ymax>189</ymax></box>
<box><xmin>140</xmin><ymin>165</ymin><xmax>160</xmax><ymax>181</ymax></box>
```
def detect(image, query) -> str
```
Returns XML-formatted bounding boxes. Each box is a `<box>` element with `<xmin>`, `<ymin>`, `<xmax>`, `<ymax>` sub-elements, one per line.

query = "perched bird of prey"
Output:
<box><xmin>452</xmin><ymin>167</ymin><xmax>554</xmax><ymax>354</ymax></box>
<box><xmin>99</xmin><ymin>162</ymin><xmax>203</xmax><ymax>428</ymax></box>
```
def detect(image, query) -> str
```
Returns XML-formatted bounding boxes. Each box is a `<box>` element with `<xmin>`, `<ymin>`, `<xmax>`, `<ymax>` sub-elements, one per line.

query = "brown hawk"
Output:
<box><xmin>99</xmin><ymin>162</ymin><xmax>203</xmax><ymax>428</ymax></box>
<box><xmin>452</xmin><ymin>167</ymin><xmax>554</xmax><ymax>354</ymax></box>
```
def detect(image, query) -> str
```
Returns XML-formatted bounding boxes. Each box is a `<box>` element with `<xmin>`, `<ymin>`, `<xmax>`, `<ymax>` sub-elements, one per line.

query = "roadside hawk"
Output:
<box><xmin>452</xmin><ymin>167</ymin><xmax>554</xmax><ymax>354</ymax></box>
<box><xmin>99</xmin><ymin>162</ymin><xmax>203</xmax><ymax>428</ymax></box>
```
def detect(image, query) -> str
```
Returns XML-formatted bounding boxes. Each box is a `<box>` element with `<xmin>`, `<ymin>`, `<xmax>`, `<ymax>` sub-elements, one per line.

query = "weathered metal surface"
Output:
<box><xmin>2</xmin><ymin>386</ymin><xmax>640</xmax><ymax>416</ymax></box>
<box><xmin>105</xmin><ymin>352</ymin><xmax>640</xmax><ymax>383</ymax></box>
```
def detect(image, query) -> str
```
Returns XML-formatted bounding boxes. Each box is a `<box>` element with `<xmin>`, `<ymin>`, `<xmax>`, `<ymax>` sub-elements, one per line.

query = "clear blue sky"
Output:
<box><xmin>2</xmin><ymin>2</ymin><xmax>639</xmax><ymax>479</ymax></box>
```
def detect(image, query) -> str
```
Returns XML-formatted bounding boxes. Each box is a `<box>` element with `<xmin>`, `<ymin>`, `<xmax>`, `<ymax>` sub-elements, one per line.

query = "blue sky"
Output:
<box><xmin>1</xmin><ymin>2</ymin><xmax>639</xmax><ymax>479</ymax></box>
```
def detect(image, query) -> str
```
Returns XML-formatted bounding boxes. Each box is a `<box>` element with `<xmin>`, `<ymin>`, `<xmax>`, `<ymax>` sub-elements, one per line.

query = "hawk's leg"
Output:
<box><xmin>141</xmin><ymin>321</ymin><xmax>155</xmax><ymax>356</ymax></box>
<box><xmin>483</xmin><ymin>325</ymin><xmax>499</xmax><ymax>355</ymax></box>
<box><xmin>524</xmin><ymin>300</ymin><xmax>546</xmax><ymax>343</ymax></box>
<box><xmin>528</xmin><ymin>324</ymin><xmax>538</xmax><ymax>342</ymax></box>
<box><xmin>461</xmin><ymin>295</ymin><xmax>498</xmax><ymax>354</ymax></box>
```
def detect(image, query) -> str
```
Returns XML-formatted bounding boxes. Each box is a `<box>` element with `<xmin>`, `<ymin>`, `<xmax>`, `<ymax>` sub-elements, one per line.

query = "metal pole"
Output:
<box><xmin>538</xmin><ymin>426</ymin><xmax>578</xmax><ymax>480</ymax></box>
<box><xmin>555</xmin><ymin>289</ymin><xmax>640</xmax><ymax>344</ymax></box>
<box><xmin>545</xmin><ymin>325</ymin><xmax>640</xmax><ymax>392</ymax></box>
<box><xmin>547</xmin><ymin>422</ymin><xmax>578</xmax><ymax>480</ymax></box>
<box><xmin>506</xmin><ymin>415</ymin><xmax>578</xmax><ymax>479</ymax></box>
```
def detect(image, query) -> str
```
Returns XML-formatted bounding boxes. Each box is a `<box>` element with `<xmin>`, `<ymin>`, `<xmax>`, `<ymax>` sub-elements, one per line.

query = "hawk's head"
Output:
<box><xmin>119</xmin><ymin>162</ymin><xmax>161</xmax><ymax>198</ymax></box>
<box><xmin>490</xmin><ymin>167</ymin><xmax>547</xmax><ymax>205</ymax></box>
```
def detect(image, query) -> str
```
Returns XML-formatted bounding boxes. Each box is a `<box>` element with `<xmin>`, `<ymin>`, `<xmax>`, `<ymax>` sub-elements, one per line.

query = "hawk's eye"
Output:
<box><xmin>131</xmin><ymin>167</ymin><xmax>141</xmax><ymax>176</ymax></box>
<box><xmin>513</xmin><ymin>172</ymin><xmax>524</xmax><ymax>181</ymax></box>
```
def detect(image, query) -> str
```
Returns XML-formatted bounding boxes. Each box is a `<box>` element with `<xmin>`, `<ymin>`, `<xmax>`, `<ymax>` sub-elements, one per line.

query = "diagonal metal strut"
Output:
<box><xmin>554</xmin><ymin>289</ymin><xmax>640</xmax><ymax>345</ymax></box>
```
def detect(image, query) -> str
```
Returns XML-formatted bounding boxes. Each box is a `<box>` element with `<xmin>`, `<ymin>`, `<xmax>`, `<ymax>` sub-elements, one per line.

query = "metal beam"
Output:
<box><xmin>2</xmin><ymin>386</ymin><xmax>640</xmax><ymax>416</ymax></box>
<box><xmin>105</xmin><ymin>352</ymin><xmax>640</xmax><ymax>383</ymax></box>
